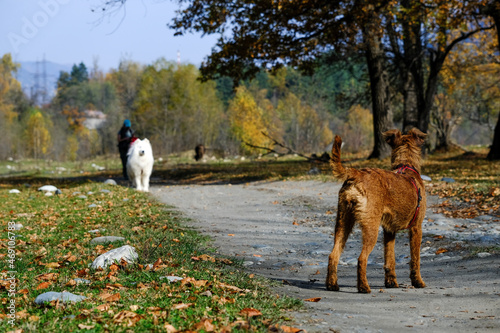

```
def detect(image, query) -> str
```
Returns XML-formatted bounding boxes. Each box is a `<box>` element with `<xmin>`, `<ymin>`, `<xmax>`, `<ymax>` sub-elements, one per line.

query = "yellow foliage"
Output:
<box><xmin>228</xmin><ymin>86</ymin><xmax>273</xmax><ymax>154</ymax></box>
<box><xmin>342</xmin><ymin>105</ymin><xmax>373</xmax><ymax>153</ymax></box>
<box><xmin>25</xmin><ymin>109</ymin><xmax>52</xmax><ymax>158</ymax></box>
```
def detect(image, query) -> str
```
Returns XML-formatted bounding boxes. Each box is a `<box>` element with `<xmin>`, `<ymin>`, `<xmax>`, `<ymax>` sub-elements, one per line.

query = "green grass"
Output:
<box><xmin>0</xmin><ymin>183</ymin><xmax>301</xmax><ymax>332</ymax></box>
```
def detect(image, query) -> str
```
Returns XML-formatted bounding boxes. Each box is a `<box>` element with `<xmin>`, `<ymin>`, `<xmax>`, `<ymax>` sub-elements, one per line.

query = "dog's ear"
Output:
<box><xmin>408</xmin><ymin>128</ymin><xmax>427</xmax><ymax>146</ymax></box>
<box><xmin>383</xmin><ymin>129</ymin><xmax>402</xmax><ymax>148</ymax></box>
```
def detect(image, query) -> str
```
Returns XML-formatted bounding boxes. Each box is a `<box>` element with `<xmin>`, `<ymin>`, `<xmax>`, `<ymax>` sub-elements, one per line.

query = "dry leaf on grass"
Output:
<box><xmin>193</xmin><ymin>318</ymin><xmax>215</xmax><ymax>332</ymax></box>
<box><xmin>36</xmin><ymin>282</ymin><xmax>52</xmax><ymax>290</ymax></box>
<box><xmin>95</xmin><ymin>304</ymin><xmax>110</xmax><ymax>312</ymax></box>
<box><xmin>99</xmin><ymin>292</ymin><xmax>121</xmax><ymax>302</ymax></box>
<box><xmin>78</xmin><ymin>324</ymin><xmax>95</xmax><ymax>329</ymax></box>
<box><xmin>239</xmin><ymin>308</ymin><xmax>262</xmax><ymax>317</ymax></box>
<box><xmin>113</xmin><ymin>310</ymin><xmax>142</xmax><ymax>327</ymax></box>
<box><xmin>172</xmin><ymin>303</ymin><xmax>192</xmax><ymax>310</ymax></box>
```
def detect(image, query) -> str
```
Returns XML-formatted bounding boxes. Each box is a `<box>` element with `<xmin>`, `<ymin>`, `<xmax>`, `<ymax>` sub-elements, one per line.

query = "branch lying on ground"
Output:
<box><xmin>244</xmin><ymin>132</ymin><xmax>330</xmax><ymax>162</ymax></box>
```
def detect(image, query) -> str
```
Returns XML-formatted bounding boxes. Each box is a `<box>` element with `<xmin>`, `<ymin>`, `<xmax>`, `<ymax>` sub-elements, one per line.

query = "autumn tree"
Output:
<box><xmin>385</xmin><ymin>0</ymin><xmax>495</xmax><ymax>139</ymax></box>
<box><xmin>24</xmin><ymin>109</ymin><xmax>52</xmax><ymax>159</ymax></box>
<box><xmin>0</xmin><ymin>54</ymin><xmax>26</xmax><ymax>158</ymax></box>
<box><xmin>96</xmin><ymin>0</ymin><xmax>395</xmax><ymax>158</ymax></box>
<box><xmin>277</xmin><ymin>92</ymin><xmax>333</xmax><ymax>153</ymax></box>
<box><xmin>134</xmin><ymin>60</ymin><xmax>224</xmax><ymax>154</ymax></box>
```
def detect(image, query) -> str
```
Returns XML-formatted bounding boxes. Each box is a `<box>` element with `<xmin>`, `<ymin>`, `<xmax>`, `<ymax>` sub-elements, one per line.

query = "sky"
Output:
<box><xmin>0</xmin><ymin>0</ymin><xmax>219</xmax><ymax>71</ymax></box>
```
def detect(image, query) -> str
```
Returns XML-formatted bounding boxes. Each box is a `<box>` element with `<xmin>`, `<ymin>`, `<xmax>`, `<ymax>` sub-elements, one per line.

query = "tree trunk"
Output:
<box><xmin>486</xmin><ymin>0</ymin><xmax>500</xmax><ymax>160</ymax></box>
<box><xmin>488</xmin><ymin>113</ymin><xmax>500</xmax><ymax>160</ymax></box>
<box><xmin>363</xmin><ymin>28</ymin><xmax>393</xmax><ymax>159</ymax></box>
<box><xmin>401</xmin><ymin>0</ymin><xmax>422</xmax><ymax>133</ymax></box>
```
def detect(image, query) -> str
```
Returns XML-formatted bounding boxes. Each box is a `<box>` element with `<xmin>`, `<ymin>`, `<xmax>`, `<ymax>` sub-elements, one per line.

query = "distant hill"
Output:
<box><xmin>16</xmin><ymin>60</ymin><xmax>72</xmax><ymax>104</ymax></box>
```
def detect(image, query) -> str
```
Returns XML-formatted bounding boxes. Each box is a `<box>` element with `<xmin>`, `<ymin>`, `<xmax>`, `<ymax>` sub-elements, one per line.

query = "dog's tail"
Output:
<box><xmin>329</xmin><ymin>135</ymin><xmax>349</xmax><ymax>181</ymax></box>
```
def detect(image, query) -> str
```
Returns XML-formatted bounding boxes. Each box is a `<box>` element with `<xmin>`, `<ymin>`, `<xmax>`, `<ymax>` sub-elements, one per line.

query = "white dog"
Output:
<box><xmin>126</xmin><ymin>138</ymin><xmax>154</xmax><ymax>192</ymax></box>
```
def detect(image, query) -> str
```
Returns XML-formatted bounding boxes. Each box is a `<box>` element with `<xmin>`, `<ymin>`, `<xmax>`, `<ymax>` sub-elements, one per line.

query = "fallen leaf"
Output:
<box><xmin>152</xmin><ymin>258</ymin><xmax>163</xmax><ymax>270</ymax></box>
<box><xmin>239</xmin><ymin>308</ymin><xmax>262</xmax><ymax>317</ymax></box>
<box><xmin>44</xmin><ymin>262</ymin><xmax>61</xmax><ymax>269</ymax></box>
<box><xmin>100</xmin><ymin>292</ymin><xmax>121</xmax><ymax>302</ymax></box>
<box><xmin>193</xmin><ymin>318</ymin><xmax>215</xmax><ymax>332</ymax></box>
<box><xmin>78</xmin><ymin>324</ymin><xmax>95</xmax><ymax>329</ymax></box>
<box><xmin>172</xmin><ymin>303</ymin><xmax>192</xmax><ymax>310</ymax></box>
<box><xmin>36</xmin><ymin>273</ymin><xmax>59</xmax><ymax>281</ymax></box>
<box><xmin>113</xmin><ymin>310</ymin><xmax>142</xmax><ymax>326</ymax></box>
<box><xmin>95</xmin><ymin>304</ymin><xmax>110</xmax><ymax>312</ymax></box>
<box><xmin>304</xmin><ymin>297</ymin><xmax>321</xmax><ymax>302</ymax></box>
<box><xmin>435</xmin><ymin>248</ymin><xmax>448</xmax><ymax>255</ymax></box>
<box><xmin>36</xmin><ymin>282</ymin><xmax>52</xmax><ymax>290</ymax></box>
<box><xmin>164</xmin><ymin>323</ymin><xmax>178</xmax><ymax>333</ymax></box>
<box><xmin>129</xmin><ymin>305</ymin><xmax>139</xmax><ymax>311</ymax></box>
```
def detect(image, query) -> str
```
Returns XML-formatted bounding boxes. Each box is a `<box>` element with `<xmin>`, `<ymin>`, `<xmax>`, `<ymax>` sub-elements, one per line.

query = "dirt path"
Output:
<box><xmin>151</xmin><ymin>180</ymin><xmax>500</xmax><ymax>333</ymax></box>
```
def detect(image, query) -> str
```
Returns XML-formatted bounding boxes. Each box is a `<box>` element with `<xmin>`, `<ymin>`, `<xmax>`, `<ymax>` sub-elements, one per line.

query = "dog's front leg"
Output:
<box><xmin>409</xmin><ymin>225</ymin><xmax>426</xmax><ymax>288</ymax></box>
<box><xmin>135</xmin><ymin>175</ymin><xmax>143</xmax><ymax>191</ymax></box>
<box><xmin>383</xmin><ymin>230</ymin><xmax>399</xmax><ymax>288</ymax></box>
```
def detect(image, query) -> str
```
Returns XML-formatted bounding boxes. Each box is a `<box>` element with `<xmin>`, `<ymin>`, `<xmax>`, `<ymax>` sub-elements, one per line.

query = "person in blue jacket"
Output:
<box><xmin>117</xmin><ymin>119</ymin><xmax>134</xmax><ymax>179</ymax></box>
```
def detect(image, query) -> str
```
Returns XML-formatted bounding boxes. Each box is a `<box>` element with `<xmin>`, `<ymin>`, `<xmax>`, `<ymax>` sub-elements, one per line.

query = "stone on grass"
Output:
<box><xmin>13</xmin><ymin>223</ymin><xmax>23</xmax><ymax>230</ymax></box>
<box><xmin>91</xmin><ymin>245</ymin><xmax>138</xmax><ymax>269</ymax></box>
<box><xmin>160</xmin><ymin>276</ymin><xmax>183</xmax><ymax>283</ymax></box>
<box><xmin>477</xmin><ymin>252</ymin><xmax>492</xmax><ymax>258</ymax></box>
<box><xmin>104</xmin><ymin>179</ymin><xmax>117</xmax><ymax>186</ymax></box>
<box><xmin>9</xmin><ymin>189</ymin><xmax>20</xmax><ymax>194</ymax></box>
<box><xmin>34</xmin><ymin>291</ymin><xmax>86</xmax><ymax>305</ymax></box>
<box><xmin>74</xmin><ymin>278</ymin><xmax>91</xmax><ymax>285</ymax></box>
<box><xmin>38</xmin><ymin>185</ymin><xmax>58</xmax><ymax>192</ymax></box>
<box><xmin>90</xmin><ymin>236</ymin><xmax>126</xmax><ymax>244</ymax></box>
<box><xmin>421</xmin><ymin>175</ymin><xmax>432</xmax><ymax>181</ymax></box>
<box><xmin>441</xmin><ymin>177</ymin><xmax>455</xmax><ymax>183</ymax></box>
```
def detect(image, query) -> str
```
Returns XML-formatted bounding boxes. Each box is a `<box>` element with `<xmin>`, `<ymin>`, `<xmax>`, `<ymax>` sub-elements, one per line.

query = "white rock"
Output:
<box><xmin>104</xmin><ymin>179</ymin><xmax>117</xmax><ymax>185</ymax></box>
<box><xmin>160</xmin><ymin>276</ymin><xmax>183</xmax><ymax>283</ymax></box>
<box><xmin>90</xmin><ymin>236</ymin><xmax>126</xmax><ymax>244</ymax></box>
<box><xmin>91</xmin><ymin>245</ymin><xmax>138</xmax><ymax>269</ymax></box>
<box><xmin>9</xmin><ymin>189</ymin><xmax>20</xmax><ymax>194</ymax></box>
<box><xmin>477</xmin><ymin>252</ymin><xmax>492</xmax><ymax>258</ymax></box>
<box><xmin>34</xmin><ymin>291</ymin><xmax>86</xmax><ymax>305</ymax></box>
<box><xmin>38</xmin><ymin>185</ymin><xmax>58</xmax><ymax>192</ymax></box>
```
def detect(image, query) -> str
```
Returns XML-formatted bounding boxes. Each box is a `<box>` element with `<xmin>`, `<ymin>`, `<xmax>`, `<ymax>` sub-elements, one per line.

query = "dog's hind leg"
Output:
<box><xmin>357</xmin><ymin>222</ymin><xmax>379</xmax><ymax>293</ymax></box>
<box><xmin>326</xmin><ymin>205</ymin><xmax>355</xmax><ymax>291</ymax></box>
<box><xmin>383</xmin><ymin>229</ymin><xmax>399</xmax><ymax>288</ymax></box>
<box><xmin>409</xmin><ymin>225</ymin><xmax>426</xmax><ymax>288</ymax></box>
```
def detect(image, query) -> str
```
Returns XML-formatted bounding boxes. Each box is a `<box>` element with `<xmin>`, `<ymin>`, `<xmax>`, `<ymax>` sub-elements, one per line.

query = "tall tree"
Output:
<box><xmin>482</xmin><ymin>0</ymin><xmax>500</xmax><ymax>160</ymax></box>
<box><xmin>97</xmin><ymin>0</ymin><xmax>395</xmax><ymax>158</ymax></box>
<box><xmin>386</xmin><ymin>0</ymin><xmax>495</xmax><ymax>137</ymax></box>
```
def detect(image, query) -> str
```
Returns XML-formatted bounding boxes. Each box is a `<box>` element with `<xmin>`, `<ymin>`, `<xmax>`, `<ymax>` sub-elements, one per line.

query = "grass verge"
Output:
<box><xmin>0</xmin><ymin>183</ymin><xmax>302</xmax><ymax>332</ymax></box>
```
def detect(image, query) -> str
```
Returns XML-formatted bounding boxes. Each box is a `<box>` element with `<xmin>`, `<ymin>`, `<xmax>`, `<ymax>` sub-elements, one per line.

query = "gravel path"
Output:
<box><xmin>151</xmin><ymin>180</ymin><xmax>500</xmax><ymax>333</ymax></box>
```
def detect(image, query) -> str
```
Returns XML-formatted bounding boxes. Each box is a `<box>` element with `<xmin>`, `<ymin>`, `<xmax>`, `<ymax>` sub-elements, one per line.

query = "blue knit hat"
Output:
<box><xmin>124</xmin><ymin>119</ymin><xmax>131</xmax><ymax>127</ymax></box>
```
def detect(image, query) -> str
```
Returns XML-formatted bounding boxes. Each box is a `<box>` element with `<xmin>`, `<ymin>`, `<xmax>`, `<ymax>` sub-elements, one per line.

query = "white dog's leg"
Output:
<box><xmin>135</xmin><ymin>174</ymin><xmax>143</xmax><ymax>191</ymax></box>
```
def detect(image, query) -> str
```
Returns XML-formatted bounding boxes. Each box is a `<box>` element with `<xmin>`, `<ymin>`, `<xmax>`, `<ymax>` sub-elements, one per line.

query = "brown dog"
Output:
<box><xmin>326</xmin><ymin>128</ymin><xmax>427</xmax><ymax>293</ymax></box>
